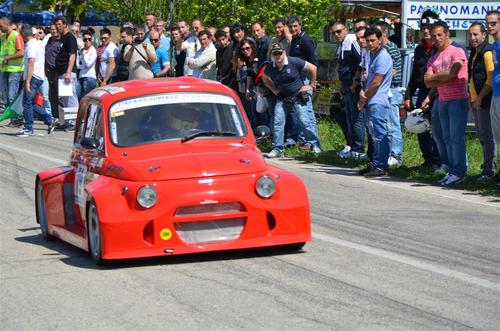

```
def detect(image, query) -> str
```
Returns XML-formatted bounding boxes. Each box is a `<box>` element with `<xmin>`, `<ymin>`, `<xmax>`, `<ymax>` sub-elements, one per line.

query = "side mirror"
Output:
<box><xmin>253</xmin><ymin>125</ymin><xmax>271</xmax><ymax>141</ymax></box>
<box><xmin>80</xmin><ymin>137</ymin><xmax>99</xmax><ymax>149</ymax></box>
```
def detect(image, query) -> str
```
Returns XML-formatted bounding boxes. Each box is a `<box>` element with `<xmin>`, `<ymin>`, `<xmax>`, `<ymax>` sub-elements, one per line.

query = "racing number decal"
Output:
<box><xmin>74</xmin><ymin>165</ymin><xmax>87</xmax><ymax>206</ymax></box>
<box><xmin>160</xmin><ymin>228</ymin><xmax>172</xmax><ymax>241</ymax></box>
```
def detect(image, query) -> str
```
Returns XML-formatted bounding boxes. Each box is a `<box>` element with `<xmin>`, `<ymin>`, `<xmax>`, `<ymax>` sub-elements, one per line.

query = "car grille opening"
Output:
<box><xmin>174</xmin><ymin>218</ymin><xmax>246</xmax><ymax>244</ymax></box>
<box><xmin>175</xmin><ymin>202</ymin><xmax>246</xmax><ymax>216</ymax></box>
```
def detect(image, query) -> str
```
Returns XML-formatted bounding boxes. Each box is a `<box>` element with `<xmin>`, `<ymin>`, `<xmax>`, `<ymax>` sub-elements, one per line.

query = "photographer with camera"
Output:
<box><xmin>261</xmin><ymin>42</ymin><xmax>321</xmax><ymax>158</ymax></box>
<box><xmin>124</xmin><ymin>25</ymin><xmax>156</xmax><ymax>80</ymax></box>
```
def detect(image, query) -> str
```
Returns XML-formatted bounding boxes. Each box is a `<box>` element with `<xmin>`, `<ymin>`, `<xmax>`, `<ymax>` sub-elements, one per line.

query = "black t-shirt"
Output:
<box><xmin>55</xmin><ymin>32</ymin><xmax>78</xmax><ymax>75</ymax></box>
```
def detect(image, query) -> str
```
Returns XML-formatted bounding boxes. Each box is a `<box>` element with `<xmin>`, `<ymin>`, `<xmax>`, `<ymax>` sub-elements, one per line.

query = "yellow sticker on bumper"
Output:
<box><xmin>160</xmin><ymin>228</ymin><xmax>172</xmax><ymax>241</ymax></box>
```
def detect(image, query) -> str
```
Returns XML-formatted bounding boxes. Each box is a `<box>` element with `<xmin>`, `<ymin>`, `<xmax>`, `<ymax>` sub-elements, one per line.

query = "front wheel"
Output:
<box><xmin>87</xmin><ymin>200</ymin><xmax>105</xmax><ymax>265</ymax></box>
<box><xmin>35</xmin><ymin>181</ymin><xmax>53</xmax><ymax>241</ymax></box>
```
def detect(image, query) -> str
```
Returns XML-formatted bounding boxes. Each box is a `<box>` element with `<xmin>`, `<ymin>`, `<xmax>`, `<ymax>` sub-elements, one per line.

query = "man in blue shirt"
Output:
<box><xmin>150</xmin><ymin>30</ymin><xmax>170</xmax><ymax>78</ymax></box>
<box><xmin>262</xmin><ymin>43</ymin><xmax>321</xmax><ymax>158</ymax></box>
<box><xmin>358</xmin><ymin>27</ymin><xmax>393</xmax><ymax>177</ymax></box>
<box><xmin>486</xmin><ymin>10</ymin><xmax>500</xmax><ymax>185</ymax></box>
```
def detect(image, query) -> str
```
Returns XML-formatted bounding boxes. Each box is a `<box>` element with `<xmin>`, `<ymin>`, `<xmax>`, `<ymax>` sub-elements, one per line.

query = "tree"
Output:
<box><xmin>37</xmin><ymin>0</ymin><xmax>89</xmax><ymax>22</ymax></box>
<box><xmin>90</xmin><ymin>0</ymin><xmax>338</xmax><ymax>39</ymax></box>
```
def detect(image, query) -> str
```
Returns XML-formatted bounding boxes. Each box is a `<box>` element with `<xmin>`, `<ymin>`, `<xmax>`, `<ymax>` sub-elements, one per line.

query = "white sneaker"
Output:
<box><xmin>264</xmin><ymin>149</ymin><xmax>283</xmax><ymax>159</ymax></box>
<box><xmin>441</xmin><ymin>174</ymin><xmax>465</xmax><ymax>186</ymax></box>
<box><xmin>312</xmin><ymin>146</ymin><xmax>321</xmax><ymax>155</ymax></box>
<box><xmin>438</xmin><ymin>173</ymin><xmax>450</xmax><ymax>184</ymax></box>
<box><xmin>17</xmin><ymin>129</ymin><xmax>34</xmax><ymax>137</ymax></box>
<box><xmin>387</xmin><ymin>156</ymin><xmax>401</xmax><ymax>168</ymax></box>
<box><xmin>337</xmin><ymin>146</ymin><xmax>351</xmax><ymax>158</ymax></box>
<box><xmin>351</xmin><ymin>151</ymin><xmax>368</xmax><ymax>161</ymax></box>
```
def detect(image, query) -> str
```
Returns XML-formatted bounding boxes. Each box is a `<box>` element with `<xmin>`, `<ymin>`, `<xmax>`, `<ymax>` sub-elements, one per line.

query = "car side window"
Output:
<box><xmin>74</xmin><ymin>102</ymin><xmax>89</xmax><ymax>145</ymax></box>
<box><xmin>84</xmin><ymin>104</ymin><xmax>104</xmax><ymax>151</ymax></box>
<box><xmin>75</xmin><ymin>103</ymin><xmax>104</xmax><ymax>151</ymax></box>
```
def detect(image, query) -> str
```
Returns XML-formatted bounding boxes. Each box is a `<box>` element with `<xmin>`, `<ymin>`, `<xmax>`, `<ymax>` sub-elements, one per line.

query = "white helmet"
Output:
<box><xmin>405</xmin><ymin>109</ymin><xmax>430</xmax><ymax>134</ymax></box>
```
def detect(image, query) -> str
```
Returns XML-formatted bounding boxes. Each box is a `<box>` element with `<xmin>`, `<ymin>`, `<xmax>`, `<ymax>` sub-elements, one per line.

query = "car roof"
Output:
<box><xmin>84</xmin><ymin>77</ymin><xmax>238</xmax><ymax>106</ymax></box>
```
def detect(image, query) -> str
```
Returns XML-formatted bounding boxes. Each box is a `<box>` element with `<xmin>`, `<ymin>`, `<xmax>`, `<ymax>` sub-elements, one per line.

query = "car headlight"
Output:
<box><xmin>137</xmin><ymin>185</ymin><xmax>158</xmax><ymax>208</ymax></box>
<box><xmin>255</xmin><ymin>175</ymin><xmax>276</xmax><ymax>199</ymax></box>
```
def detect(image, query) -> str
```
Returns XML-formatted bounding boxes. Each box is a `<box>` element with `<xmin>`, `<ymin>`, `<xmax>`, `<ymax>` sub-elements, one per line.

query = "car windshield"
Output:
<box><xmin>108</xmin><ymin>92</ymin><xmax>247</xmax><ymax>146</ymax></box>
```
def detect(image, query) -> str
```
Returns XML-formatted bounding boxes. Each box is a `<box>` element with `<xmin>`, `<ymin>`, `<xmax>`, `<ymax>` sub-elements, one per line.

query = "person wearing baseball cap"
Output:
<box><xmin>261</xmin><ymin>42</ymin><xmax>321</xmax><ymax>158</ymax></box>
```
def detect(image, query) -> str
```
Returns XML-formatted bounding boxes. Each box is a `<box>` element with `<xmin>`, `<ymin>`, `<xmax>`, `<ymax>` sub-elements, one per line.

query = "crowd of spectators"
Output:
<box><xmin>0</xmin><ymin>10</ymin><xmax>499</xmax><ymax>186</ymax></box>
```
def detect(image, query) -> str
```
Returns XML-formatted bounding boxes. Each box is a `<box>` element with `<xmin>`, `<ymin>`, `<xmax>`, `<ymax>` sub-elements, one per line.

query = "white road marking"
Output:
<box><xmin>1</xmin><ymin>144</ymin><xmax>67</xmax><ymax>165</ymax></box>
<box><xmin>314</xmin><ymin>232</ymin><xmax>500</xmax><ymax>293</ymax></box>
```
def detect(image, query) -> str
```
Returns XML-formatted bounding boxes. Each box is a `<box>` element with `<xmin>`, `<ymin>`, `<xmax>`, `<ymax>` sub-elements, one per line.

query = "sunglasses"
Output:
<box><xmin>486</xmin><ymin>21</ymin><xmax>498</xmax><ymax>26</ymax></box>
<box><xmin>83</xmin><ymin>38</ymin><xmax>92</xmax><ymax>42</ymax></box>
<box><xmin>333</xmin><ymin>29</ymin><xmax>344</xmax><ymax>34</ymax></box>
<box><xmin>100</xmin><ymin>37</ymin><xmax>109</xmax><ymax>41</ymax></box>
<box><xmin>241</xmin><ymin>46</ymin><xmax>251</xmax><ymax>51</ymax></box>
<box><xmin>272</xmin><ymin>51</ymin><xmax>283</xmax><ymax>56</ymax></box>
<box><xmin>150</xmin><ymin>39</ymin><xmax>159</xmax><ymax>42</ymax></box>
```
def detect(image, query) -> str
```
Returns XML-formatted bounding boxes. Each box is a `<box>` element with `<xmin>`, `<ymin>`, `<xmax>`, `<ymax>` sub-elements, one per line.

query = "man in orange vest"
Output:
<box><xmin>0</xmin><ymin>16</ymin><xmax>24</xmax><ymax>120</ymax></box>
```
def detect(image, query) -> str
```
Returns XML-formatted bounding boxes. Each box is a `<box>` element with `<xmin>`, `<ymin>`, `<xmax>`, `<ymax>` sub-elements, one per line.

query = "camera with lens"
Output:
<box><xmin>298</xmin><ymin>91</ymin><xmax>310</xmax><ymax>103</ymax></box>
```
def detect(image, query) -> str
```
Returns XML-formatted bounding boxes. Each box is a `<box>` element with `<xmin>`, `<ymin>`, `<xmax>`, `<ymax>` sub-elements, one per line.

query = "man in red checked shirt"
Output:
<box><xmin>0</xmin><ymin>15</ymin><xmax>24</xmax><ymax>120</ymax></box>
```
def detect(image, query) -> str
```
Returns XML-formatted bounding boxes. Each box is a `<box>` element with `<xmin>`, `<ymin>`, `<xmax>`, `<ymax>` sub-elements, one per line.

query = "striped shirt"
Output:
<box><xmin>427</xmin><ymin>44</ymin><xmax>468</xmax><ymax>101</ymax></box>
<box><xmin>384</xmin><ymin>41</ymin><xmax>401</xmax><ymax>87</ymax></box>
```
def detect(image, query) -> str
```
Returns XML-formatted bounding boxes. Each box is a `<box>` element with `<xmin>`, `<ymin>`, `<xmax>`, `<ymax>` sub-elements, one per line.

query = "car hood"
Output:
<box><xmin>104</xmin><ymin>142</ymin><xmax>267</xmax><ymax>181</ymax></box>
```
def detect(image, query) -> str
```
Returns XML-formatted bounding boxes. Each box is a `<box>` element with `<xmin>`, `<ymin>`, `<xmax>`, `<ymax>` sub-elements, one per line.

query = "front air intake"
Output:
<box><xmin>174</xmin><ymin>218</ymin><xmax>246</xmax><ymax>244</ymax></box>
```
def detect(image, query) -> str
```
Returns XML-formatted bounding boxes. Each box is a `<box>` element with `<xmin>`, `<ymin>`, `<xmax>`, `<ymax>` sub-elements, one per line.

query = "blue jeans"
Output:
<box><xmin>431</xmin><ymin>99</ymin><xmax>448</xmax><ymax>167</ymax></box>
<box><xmin>438</xmin><ymin>98</ymin><xmax>468</xmax><ymax>177</ymax></box>
<box><xmin>79</xmin><ymin>77</ymin><xmax>97</xmax><ymax>99</ymax></box>
<box><xmin>302</xmin><ymin>77</ymin><xmax>319</xmax><ymax>137</ymax></box>
<box><xmin>366</xmin><ymin>103</ymin><xmax>390</xmax><ymax>169</ymax></box>
<box><xmin>23</xmin><ymin>77</ymin><xmax>53</xmax><ymax>131</ymax></box>
<box><xmin>341</xmin><ymin>82</ymin><xmax>365</xmax><ymax>152</ymax></box>
<box><xmin>272</xmin><ymin>97</ymin><xmax>320</xmax><ymax>152</ymax></box>
<box><xmin>0</xmin><ymin>71</ymin><xmax>22</xmax><ymax>110</ymax></box>
<box><xmin>41</xmin><ymin>77</ymin><xmax>52</xmax><ymax>116</ymax></box>
<box><xmin>387</xmin><ymin>88</ymin><xmax>403</xmax><ymax>160</ymax></box>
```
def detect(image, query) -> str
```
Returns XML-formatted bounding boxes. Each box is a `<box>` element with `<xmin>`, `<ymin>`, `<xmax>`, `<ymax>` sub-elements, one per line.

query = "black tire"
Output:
<box><xmin>87</xmin><ymin>200</ymin><xmax>106</xmax><ymax>265</ymax></box>
<box><xmin>35</xmin><ymin>181</ymin><xmax>54</xmax><ymax>241</ymax></box>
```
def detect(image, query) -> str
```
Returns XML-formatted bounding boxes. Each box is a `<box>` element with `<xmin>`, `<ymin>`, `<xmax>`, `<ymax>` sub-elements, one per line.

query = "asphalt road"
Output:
<box><xmin>1</xmin><ymin>124</ymin><xmax>499</xmax><ymax>331</ymax></box>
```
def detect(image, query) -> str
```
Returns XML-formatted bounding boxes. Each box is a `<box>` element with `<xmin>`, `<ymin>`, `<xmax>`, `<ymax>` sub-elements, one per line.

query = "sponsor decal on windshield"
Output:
<box><xmin>110</xmin><ymin>93</ymin><xmax>236</xmax><ymax>114</ymax></box>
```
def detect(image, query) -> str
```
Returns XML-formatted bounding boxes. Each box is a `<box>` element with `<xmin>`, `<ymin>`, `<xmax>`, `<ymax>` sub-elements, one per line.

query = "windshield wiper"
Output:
<box><xmin>180</xmin><ymin>131</ymin><xmax>237</xmax><ymax>143</ymax></box>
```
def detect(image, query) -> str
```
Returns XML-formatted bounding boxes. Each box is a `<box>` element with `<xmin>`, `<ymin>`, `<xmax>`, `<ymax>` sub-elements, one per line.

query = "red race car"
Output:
<box><xmin>35</xmin><ymin>78</ymin><xmax>311</xmax><ymax>264</ymax></box>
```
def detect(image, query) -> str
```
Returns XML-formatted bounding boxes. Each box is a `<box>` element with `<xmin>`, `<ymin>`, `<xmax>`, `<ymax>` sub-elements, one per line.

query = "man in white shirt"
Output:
<box><xmin>19</xmin><ymin>24</ymin><xmax>55</xmax><ymax>136</ymax></box>
<box><xmin>98</xmin><ymin>28</ymin><xmax>119</xmax><ymax>85</ymax></box>
<box><xmin>187</xmin><ymin>29</ymin><xmax>216</xmax><ymax>80</ymax></box>
<box><xmin>176</xmin><ymin>19</ymin><xmax>200</xmax><ymax>76</ymax></box>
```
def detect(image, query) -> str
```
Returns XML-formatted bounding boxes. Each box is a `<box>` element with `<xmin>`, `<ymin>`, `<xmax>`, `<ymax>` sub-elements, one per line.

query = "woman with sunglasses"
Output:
<box><xmin>78</xmin><ymin>30</ymin><xmax>97</xmax><ymax>98</ymax></box>
<box><xmin>234</xmin><ymin>37</ymin><xmax>259</xmax><ymax>128</ymax></box>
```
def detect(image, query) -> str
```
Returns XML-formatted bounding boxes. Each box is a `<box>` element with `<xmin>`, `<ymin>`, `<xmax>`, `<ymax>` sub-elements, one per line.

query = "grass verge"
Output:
<box><xmin>262</xmin><ymin>116</ymin><xmax>500</xmax><ymax>197</ymax></box>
